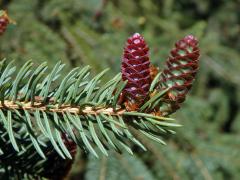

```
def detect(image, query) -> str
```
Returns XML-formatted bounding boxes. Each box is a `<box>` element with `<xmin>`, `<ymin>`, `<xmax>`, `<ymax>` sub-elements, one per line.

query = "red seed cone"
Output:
<box><xmin>41</xmin><ymin>133</ymin><xmax>77</xmax><ymax>180</ymax></box>
<box><xmin>0</xmin><ymin>10</ymin><xmax>10</xmax><ymax>36</ymax></box>
<box><xmin>159</xmin><ymin>35</ymin><xmax>200</xmax><ymax>115</ymax></box>
<box><xmin>61</xmin><ymin>132</ymin><xmax>77</xmax><ymax>156</ymax></box>
<box><xmin>121</xmin><ymin>33</ymin><xmax>151</xmax><ymax>110</ymax></box>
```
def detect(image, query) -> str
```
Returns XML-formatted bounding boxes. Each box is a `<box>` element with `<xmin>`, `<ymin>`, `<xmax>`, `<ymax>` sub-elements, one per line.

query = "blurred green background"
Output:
<box><xmin>1</xmin><ymin>0</ymin><xmax>240</xmax><ymax>179</ymax></box>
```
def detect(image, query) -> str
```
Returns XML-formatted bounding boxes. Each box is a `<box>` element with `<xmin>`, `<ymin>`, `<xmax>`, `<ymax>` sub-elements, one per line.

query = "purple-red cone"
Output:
<box><xmin>41</xmin><ymin>133</ymin><xmax>77</xmax><ymax>180</ymax></box>
<box><xmin>61</xmin><ymin>132</ymin><xmax>77</xmax><ymax>157</ymax></box>
<box><xmin>0</xmin><ymin>11</ymin><xmax>10</xmax><ymax>35</ymax></box>
<box><xmin>159</xmin><ymin>35</ymin><xmax>200</xmax><ymax>115</ymax></box>
<box><xmin>121</xmin><ymin>33</ymin><xmax>151</xmax><ymax>108</ymax></box>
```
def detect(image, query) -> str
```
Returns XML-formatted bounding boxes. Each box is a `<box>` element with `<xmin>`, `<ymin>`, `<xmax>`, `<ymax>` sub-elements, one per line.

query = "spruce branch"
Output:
<box><xmin>0</xmin><ymin>121</ymin><xmax>77</xmax><ymax>179</ymax></box>
<box><xmin>0</xmin><ymin>59</ymin><xmax>179</xmax><ymax>163</ymax></box>
<box><xmin>0</xmin><ymin>29</ymin><xmax>200</xmax><ymax>178</ymax></box>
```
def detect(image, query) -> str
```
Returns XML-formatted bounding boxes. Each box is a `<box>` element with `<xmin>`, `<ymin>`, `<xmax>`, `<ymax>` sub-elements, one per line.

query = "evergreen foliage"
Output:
<box><xmin>0</xmin><ymin>59</ymin><xmax>179</xmax><ymax>178</ymax></box>
<box><xmin>0</xmin><ymin>0</ymin><xmax>239</xmax><ymax>179</ymax></box>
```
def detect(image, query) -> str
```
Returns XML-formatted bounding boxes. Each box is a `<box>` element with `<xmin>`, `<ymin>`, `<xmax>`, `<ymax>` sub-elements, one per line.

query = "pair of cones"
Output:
<box><xmin>121</xmin><ymin>33</ymin><xmax>200</xmax><ymax>115</ymax></box>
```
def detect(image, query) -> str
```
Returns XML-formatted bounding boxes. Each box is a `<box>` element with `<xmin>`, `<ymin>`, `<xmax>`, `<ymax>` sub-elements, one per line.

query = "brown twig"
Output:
<box><xmin>0</xmin><ymin>100</ymin><xmax>125</xmax><ymax>116</ymax></box>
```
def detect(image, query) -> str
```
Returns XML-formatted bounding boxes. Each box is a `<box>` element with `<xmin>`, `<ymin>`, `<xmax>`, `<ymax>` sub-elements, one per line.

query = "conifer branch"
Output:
<box><xmin>0</xmin><ymin>14</ymin><xmax>200</xmax><ymax>177</ymax></box>
<box><xmin>0</xmin><ymin>60</ymin><xmax>179</xmax><ymax>164</ymax></box>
